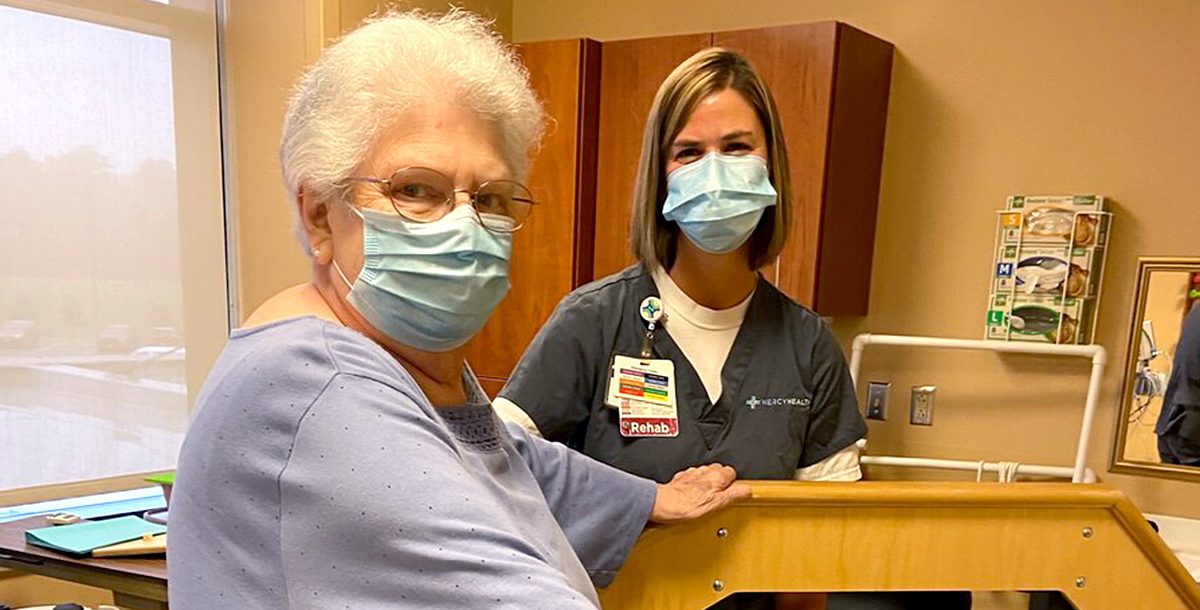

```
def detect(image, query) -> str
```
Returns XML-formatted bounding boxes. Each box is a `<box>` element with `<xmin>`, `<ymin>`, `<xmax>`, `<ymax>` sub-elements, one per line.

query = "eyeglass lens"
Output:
<box><xmin>386</xmin><ymin>167</ymin><xmax>533</xmax><ymax>232</ymax></box>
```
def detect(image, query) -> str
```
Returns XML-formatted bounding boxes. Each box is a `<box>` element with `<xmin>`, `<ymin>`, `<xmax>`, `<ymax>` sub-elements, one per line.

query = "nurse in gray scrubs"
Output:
<box><xmin>497</xmin><ymin>49</ymin><xmax>969</xmax><ymax>610</ymax></box>
<box><xmin>499</xmin><ymin>48</ymin><xmax>865</xmax><ymax>487</ymax></box>
<box><xmin>168</xmin><ymin>11</ymin><xmax>748</xmax><ymax>609</ymax></box>
<box><xmin>497</xmin><ymin>46</ymin><xmax>857</xmax><ymax>610</ymax></box>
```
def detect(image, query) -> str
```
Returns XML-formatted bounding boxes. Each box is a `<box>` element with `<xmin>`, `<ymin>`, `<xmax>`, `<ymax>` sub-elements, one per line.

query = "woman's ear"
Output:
<box><xmin>298</xmin><ymin>186</ymin><xmax>333</xmax><ymax>264</ymax></box>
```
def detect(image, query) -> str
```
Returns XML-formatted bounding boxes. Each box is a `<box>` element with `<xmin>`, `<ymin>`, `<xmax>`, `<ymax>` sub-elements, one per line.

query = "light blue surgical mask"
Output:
<box><xmin>334</xmin><ymin>204</ymin><xmax>512</xmax><ymax>352</ymax></box>
<box><xmin>662</xmin><ymin>152</ymin><xmax>777</xmax><ymax>254</ymax></box>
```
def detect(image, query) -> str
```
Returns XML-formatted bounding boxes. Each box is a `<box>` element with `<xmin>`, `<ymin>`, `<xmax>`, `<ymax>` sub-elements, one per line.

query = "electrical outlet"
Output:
<box><xmin>866</xmin><ymin>381</ymin><xmax>890</xmax><ymax>420</ymax></box>
<box><xmin>910</xmin><ymin>385</ymin><xmax>935</xmax><ymax>426</ymax></box>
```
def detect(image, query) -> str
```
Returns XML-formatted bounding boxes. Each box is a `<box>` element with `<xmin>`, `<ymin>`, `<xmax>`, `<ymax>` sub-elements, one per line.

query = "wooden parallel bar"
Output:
<box><xmin>599</xmin><ymin>482</ymin><xmax>1200</xmax><ymax>609</ymax></box>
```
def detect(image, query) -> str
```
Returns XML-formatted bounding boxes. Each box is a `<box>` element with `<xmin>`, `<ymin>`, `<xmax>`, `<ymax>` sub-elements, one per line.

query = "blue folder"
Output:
<box><xmin>25</xmin><ymin>516</ymin><xmax>166</xmax><ymax>556</ymax></box>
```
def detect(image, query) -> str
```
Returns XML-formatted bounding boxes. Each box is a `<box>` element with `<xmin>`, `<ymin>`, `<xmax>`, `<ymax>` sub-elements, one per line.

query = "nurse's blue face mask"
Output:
<box><xmin>662</xmin><ymin>152</ymin><xmax>778</xmax><ymax>254</ymax></box>
<box><xmin>333</xmin><ymin>204</ymin><xmax>512</xmax><ymax>352</ymax></box>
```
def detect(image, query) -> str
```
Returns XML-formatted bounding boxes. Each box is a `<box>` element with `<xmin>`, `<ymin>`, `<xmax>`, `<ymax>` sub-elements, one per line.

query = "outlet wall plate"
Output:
<box><xmin>911</xmin><ymin>385</ymin><xmax>935</xmax><ymax>426</ymax></box>
<box><xmin>866</xmin><ymin>381</ymin><xmax>890</xmax><ymax>421</ymax></box>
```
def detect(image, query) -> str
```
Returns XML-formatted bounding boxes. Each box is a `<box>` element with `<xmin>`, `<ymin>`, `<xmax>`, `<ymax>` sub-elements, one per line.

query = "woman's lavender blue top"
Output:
<box><xmin>168</xmin><ymin>316</ymin><xmax>656</xmax><ymax>609</ymax></box>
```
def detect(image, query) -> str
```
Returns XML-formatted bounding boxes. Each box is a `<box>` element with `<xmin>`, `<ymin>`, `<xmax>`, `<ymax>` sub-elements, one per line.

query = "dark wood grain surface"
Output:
<box><xmin>0</xmin><ymin>515</ymin><xmax>167</xmax><ymax>605</ymax></box>
<box><xmin>815</xmin><ymin>23</ymin><xmax>894</xmax><ymax>315</ymax></box>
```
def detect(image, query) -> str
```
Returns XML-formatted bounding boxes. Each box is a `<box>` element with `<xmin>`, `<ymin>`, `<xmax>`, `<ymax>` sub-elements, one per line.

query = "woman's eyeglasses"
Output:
<box><xmin>345</xmin><ymin>166</ymin><xmax>536</xmax><ymax>233</ymax></box>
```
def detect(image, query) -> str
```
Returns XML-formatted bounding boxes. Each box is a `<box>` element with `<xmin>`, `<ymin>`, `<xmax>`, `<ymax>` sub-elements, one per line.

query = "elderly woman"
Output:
<box><xmin>167</xmin><ymin>10</ymin><xmax>747</xmax><ymax>609</ymax></box>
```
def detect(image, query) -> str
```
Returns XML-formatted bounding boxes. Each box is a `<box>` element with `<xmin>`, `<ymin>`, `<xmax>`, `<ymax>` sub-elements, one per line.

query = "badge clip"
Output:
<box><xmin>638</xmin><ymin>296</ymin><xmax>663</xmax><ymax>358</ymax></box>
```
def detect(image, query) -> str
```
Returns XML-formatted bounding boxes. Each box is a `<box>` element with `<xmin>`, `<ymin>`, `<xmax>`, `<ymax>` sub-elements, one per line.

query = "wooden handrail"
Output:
<box><xmin>599</xmin><ymin>482</ymin><xmax>1200</xmax><ymax>609</ymax></box>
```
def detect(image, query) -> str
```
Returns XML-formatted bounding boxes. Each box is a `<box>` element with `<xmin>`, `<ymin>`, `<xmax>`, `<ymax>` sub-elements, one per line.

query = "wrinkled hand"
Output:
<box><xmin>649</xmin><ymin>463</ymin><xmax>751</xmax><ymax>524</ymax></box>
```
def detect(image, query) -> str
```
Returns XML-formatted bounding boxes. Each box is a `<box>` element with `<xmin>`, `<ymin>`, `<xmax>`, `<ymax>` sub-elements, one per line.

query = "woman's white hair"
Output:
<box><xmin>279</xmin><ymin>8</ymin><xmax>544</xmax><ymax>253</ymax></box>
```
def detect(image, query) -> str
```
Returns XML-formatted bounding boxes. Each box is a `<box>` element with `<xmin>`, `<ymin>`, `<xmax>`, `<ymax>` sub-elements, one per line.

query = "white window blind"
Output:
<box><xmin>0</xmin><ymin>0</ymin><xmax>227</xmax><ymax>492</ymax></box>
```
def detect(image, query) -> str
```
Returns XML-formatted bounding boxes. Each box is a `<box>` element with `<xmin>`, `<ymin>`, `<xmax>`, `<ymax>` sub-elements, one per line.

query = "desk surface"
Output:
<box><xmin>0</xmin><ymin>515</ymin><xmax>166</xmax><ymax>605</ymax></box>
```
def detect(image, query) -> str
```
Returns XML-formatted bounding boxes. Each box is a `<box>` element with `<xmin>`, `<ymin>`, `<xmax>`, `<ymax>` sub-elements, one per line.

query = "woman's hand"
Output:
<box><xmin>649</xmin><ymin>463</ymin><xmax>751</xmax><ymax>524</ymax></box>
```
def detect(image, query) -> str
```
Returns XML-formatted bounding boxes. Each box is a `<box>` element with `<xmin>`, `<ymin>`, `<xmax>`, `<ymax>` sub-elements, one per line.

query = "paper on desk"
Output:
<box><xmin>25</xmin><ymin>516</ymin><xmax>166</xmax><ymax>556</ymax></box>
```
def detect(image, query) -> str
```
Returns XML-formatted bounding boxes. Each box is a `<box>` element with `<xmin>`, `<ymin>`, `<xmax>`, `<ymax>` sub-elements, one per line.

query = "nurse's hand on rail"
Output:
<box><xmin>649</xmin><ymin>463</ymin><xmax>751</xmax><ymax>524</ymax></box>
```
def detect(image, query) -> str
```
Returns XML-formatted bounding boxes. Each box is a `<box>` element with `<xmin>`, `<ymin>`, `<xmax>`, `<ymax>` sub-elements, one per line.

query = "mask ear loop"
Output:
<box><xmin>331</xmin><ymin>200</ymin><xmax>367</xmax><ymax>291</ymax></box>
<box><xmin>975</xmin><ymin>460</ymin><xmax>985</xmax><ymax>483</ymax></box>
<box><xmin>332</xmin><ymin>259</ymin><xmax>355</xmax><ymax>290</ymax></box>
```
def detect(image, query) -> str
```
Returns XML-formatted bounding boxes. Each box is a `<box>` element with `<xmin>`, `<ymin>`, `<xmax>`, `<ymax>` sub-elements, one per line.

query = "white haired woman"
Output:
<box><xmin>167</xmin><ymin>10</ymin><xmax>748</xmax><ymax>609</ymax></box>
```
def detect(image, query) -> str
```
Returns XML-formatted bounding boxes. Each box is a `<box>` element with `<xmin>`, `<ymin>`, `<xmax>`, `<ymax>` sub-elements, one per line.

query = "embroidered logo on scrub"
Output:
<box><xmin>745</xmin><ymin>395</ymin><xmax>811</xmax><ymax>410</ymax></box>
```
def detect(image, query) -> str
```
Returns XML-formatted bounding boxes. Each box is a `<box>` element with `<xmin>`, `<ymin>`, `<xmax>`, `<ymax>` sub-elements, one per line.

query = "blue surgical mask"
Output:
<box><xmin>334</xmin><ymin>205</ymin><xmax>512</xmax><ymax>352</ymax></box>
<box><xmin>662</xmin><ymin>152</ymin><xmax>777</xmax><ymax>254</ymax></box>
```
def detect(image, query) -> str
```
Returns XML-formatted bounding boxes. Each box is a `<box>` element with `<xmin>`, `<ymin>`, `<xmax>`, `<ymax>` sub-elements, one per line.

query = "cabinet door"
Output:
<box><xmin>593</xmin><ymin>33</ymin><xmax>713</xmax><ymax>280</ymax></box>
<box><xmin>815</xmin><ymin>24</ymin><xmax>892</xmax><ymax>315</ymax></box>
<box><xmin>464</xmin><ymin>39</ymin><xmax>600</xmax><ymax>384</ymax></box>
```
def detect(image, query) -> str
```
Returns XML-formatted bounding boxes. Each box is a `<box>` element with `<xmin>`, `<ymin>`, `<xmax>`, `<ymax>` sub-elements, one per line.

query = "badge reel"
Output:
<box><xmin>605</xmin><ymin>297</ymin><xmax>679</xmax><ymax>438</ymax></box>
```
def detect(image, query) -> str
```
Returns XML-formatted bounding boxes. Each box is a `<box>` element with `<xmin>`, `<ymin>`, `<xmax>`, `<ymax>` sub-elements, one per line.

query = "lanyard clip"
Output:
<box><xmin>638</xmin><ymin>297</ymin><xmax>664</xmax><ymax>359</ymax></box>
<box><xmin>640</xmin><ymin>323</ymin><xmax>655</xmax><ymax>358</ymax></box>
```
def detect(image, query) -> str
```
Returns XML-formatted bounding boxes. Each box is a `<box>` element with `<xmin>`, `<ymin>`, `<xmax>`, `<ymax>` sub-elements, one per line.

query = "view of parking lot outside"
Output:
<box><xmin>0</xmin><ymin>5</ymin><xmax>188</xmax><ymax>490</ymax></box>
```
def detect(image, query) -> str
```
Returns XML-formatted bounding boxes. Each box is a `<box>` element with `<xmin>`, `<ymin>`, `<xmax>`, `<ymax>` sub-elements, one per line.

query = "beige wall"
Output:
<box><xmin>227</xmin><ymin>0</ymin><xmax>512</xmax><ymax>319</ymax></box>
<box><xmin>223</xmin><ymin>0</ymin><xmax>314</xmax><ymax>318</ymax></box>
<box><xmin>339</xmin><ymin>0</ymin><xmax>512</xmax><ymax>38</ymax></box>
<box><xmin>512</xmin><ymin>0</ymin><xmax>1200</xmax><ymax>516</ymax></box>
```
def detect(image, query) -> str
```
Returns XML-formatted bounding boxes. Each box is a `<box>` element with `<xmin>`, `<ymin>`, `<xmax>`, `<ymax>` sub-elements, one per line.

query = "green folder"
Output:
<box><xmin>25</xmin><ymin>516</ymin><xmax>166</xmax><ymax>556</ymax></box>
<box><xmin>144</xmin><ymin>472</ymin><xmax>174</xmax><ymax>485</ymax></box>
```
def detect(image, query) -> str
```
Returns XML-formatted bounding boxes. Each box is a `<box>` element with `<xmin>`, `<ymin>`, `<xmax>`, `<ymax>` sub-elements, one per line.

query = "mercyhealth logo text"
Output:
<box><xmin>745</xmin><ymin>395</ymin><xmax>810</xmax><ymax>410</ymax></box>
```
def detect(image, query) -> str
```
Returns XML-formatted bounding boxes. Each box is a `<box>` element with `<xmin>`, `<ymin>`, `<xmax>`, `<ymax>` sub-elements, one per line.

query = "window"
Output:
<box><xmin>0</xmin><ymin>0</ymin><xmax>227</xmax><ymax>493</ymax></box>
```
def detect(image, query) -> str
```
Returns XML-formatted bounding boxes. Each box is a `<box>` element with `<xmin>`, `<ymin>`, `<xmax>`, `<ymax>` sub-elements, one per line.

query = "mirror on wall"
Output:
<box><xmin>1111</xmin><ymin>257</ymin><xmax>1200</xmax><ymax>480</ymax></box>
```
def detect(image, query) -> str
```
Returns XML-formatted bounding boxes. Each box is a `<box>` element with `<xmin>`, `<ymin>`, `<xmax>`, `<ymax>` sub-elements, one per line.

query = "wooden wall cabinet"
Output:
<box><xmin>469</xmin><ymin>23</ymin><xmax>893</xmax><ymax>395</ymax></box>
<box><xmin>594</xmin><ymin>22</ymin><xmax>894</xmax><ymax>315</ymax></box>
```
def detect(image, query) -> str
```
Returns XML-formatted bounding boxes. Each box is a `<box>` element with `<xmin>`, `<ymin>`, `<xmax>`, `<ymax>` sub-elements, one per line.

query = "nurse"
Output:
<box><xmin>498</xmin><ymin>47</ymin><xmax>864</xmax><ymax>497</ymax></box>
<box><xmin>499</xmin><ymin>47</ymin><xmax>975</xmax><ymax>610</ymax></box>
<box><xmin>496</xmin><ymin>48</ymin><xmax>863</xmax><ymax>609</ymax></box>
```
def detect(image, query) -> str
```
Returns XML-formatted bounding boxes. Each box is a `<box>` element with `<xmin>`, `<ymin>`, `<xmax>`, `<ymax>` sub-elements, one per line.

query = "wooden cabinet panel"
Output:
<box><xmin>817</xmin><ymin>25</ymin><xmax>894</xmax><ymax>314</ymax></box>
<box><xmin>464</xmin><ymin>39</ymin><xmax>600</xmax><ymax>381</ymax></box>
<box><xmin>593</xmin><ymin>33</ymin><xmax>714</xmax><ymax>280</ymax></box>
<box><xmin>715</xmin><ymin>23</ymin><xmax>893</xmax><ymax>315</ymax></box>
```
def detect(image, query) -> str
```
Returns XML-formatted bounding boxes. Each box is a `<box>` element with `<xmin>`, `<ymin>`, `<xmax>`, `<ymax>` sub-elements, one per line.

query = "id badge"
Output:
<box><xmin>605</xmin><ymin>354</ymin><xmax>678</xmax><ymax>438</ymax></box>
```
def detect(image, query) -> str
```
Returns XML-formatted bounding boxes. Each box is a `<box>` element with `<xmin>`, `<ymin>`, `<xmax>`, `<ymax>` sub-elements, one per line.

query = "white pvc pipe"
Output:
<box><xmin>1074</xmin><ymin>359</ymin><xmax>1108</xmax><ymax>483</ymax></box>
<box><xmin>848</xmin><ymin>333</ymin><xmax>1107</xmax><ymax>484</ymax></box>
<box><xmin>860</xmin><ymin>455</ymin><xmax>1098</xmax><ymax>484</ymax></box>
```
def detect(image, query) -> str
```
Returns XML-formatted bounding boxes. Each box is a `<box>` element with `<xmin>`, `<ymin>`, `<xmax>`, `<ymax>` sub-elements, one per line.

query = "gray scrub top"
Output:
<box><xmin>501</xmin><ymin>264</ymin><xmax>867</xmax><ymax>483</ymax></box>
<box><xmin>169</xmin><ymin>316</ymin><xmax>656</xmax><ymax>609</ymax></box>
